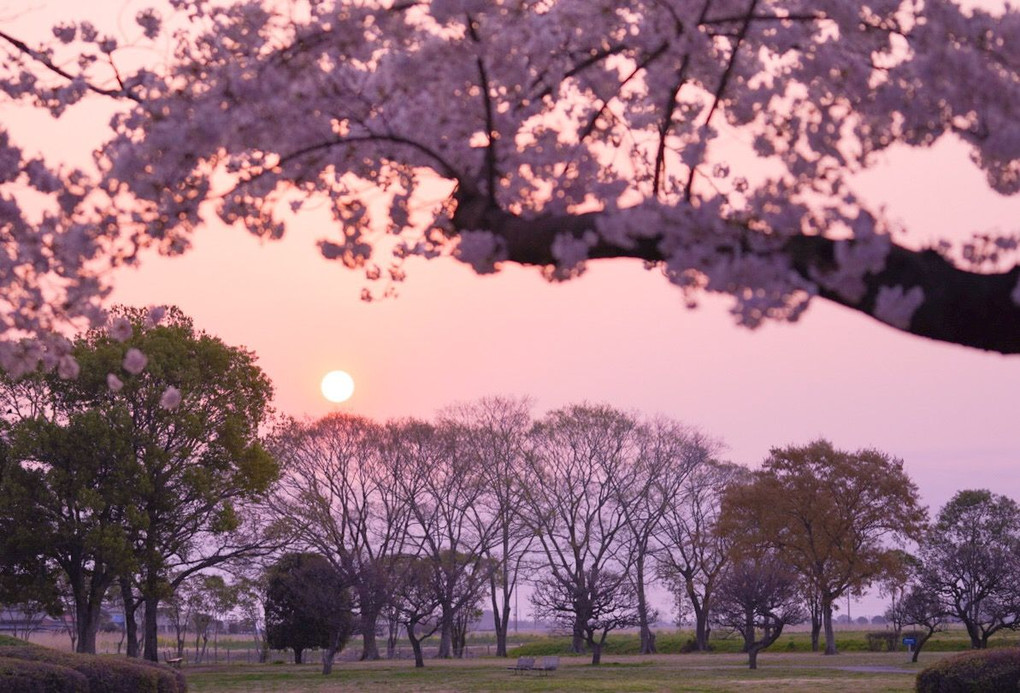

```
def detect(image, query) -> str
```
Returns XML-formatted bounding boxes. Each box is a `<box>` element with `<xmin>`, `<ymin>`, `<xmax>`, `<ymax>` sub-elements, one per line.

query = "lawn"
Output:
<box><xmin>184</xmin><ymin>651</ymin><xmax>942</xmax><ymax>692</ymax></box>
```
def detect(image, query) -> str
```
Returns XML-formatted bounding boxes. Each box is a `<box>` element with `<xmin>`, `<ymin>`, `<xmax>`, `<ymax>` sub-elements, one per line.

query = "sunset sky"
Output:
<box><xmin>4</xmin><ymin>0</ymin><xmax>1019</xmax><ymax>512</ymax></box>
<box><xmin>4</xmin><ymin>0</ymin><xmax>1020</xmax><ymax>619</ymax></box>
<box><xmin>102</xmin><ymin>136</ymin><xmax>1020</xmax><ymax>515</ymax></box>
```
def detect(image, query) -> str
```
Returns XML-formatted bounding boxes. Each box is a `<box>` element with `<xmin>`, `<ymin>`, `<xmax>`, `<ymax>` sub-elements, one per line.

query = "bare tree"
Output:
<box><xmin>615</xmin><ymin>417</ymin><xmax>704</xmax><ymax>654</ymax></box>
<box><xmin>523</xmin><ymin>403</ymin><xmax>641</xmax><ymax>665</ymax></box>
<box><xmin>439</xmin><ymin>396</ymin><xmax>535</xmax><ymax>657</ymax></box>
<box><xmin>656</xmin><ymin>456</ymin><xmax>738</xmax><ymax>652</ymax></box>
<box><xmin>270</xmin><ymin>413</ymin><xmax>414</xmax><ymax>660</ymax></box>
<box><xmin>888</xmin><ymin>584</ymin><xmax>947</xmax><ymax>663</ymax></box>
<box><xmin>388</xmin><ymin>555</ymin><xmax>443</xmax><ymax>669</ymax></box>
<box><xmin>919</xmin><ymin>490</ymin><xmax>1020</xmax><ymax>649</ymax></box>
<box><xmin>712</xmin><ymin>554</ymin><xmax>806</xmax><ymax>670</ymax></box>
<box><xmin>386</xmin><ymin>418</ymin><xmax>496</xmax><ymax>659</ymax></box>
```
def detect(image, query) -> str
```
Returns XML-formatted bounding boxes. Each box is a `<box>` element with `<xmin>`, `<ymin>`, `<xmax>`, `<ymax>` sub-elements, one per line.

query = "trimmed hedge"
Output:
<box><xmin>916</xmin><ymin>647</ymin><xmax>1020</xmax><ymax>692</ymax></box>
<box><xmin>0</xmin><ymin>657</ymin><xmax>89</xmax><ymax>692</ymax></box>
<box><xmin>0</xmin><ymin>644</ymin><xmax>186</xmax><ymax>693</ymax></box>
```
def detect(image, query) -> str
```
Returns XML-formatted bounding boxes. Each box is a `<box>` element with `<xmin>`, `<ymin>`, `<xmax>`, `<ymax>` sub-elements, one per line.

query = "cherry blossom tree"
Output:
<box><xmin>2</xmin><ymin>0</ymin><xmax>1020</xmax><ymax>368</ymax></box>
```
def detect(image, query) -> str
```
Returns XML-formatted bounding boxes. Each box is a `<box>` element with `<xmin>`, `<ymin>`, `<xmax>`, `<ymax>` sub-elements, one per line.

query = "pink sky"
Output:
<box><xmin>4</xmin><ymin>0</ymin><xmax>1020</xmax><ymax>616</ymax></box>
<box><xmin>4</xmin><ymin>0</ymin><xmax>1018</xmax><ymax>513</ymax></box>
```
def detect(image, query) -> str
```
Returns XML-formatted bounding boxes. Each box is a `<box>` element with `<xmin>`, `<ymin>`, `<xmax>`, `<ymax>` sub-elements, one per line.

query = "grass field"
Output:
<box><xmin>15</xmin><ymin>627</ymin><xmax>1010</xmax><ymax>691</ymax></box>
<box><xmin>183</xmin><ymin>651</ymin><xmax>942</xmax><ymax>692</ymax></box>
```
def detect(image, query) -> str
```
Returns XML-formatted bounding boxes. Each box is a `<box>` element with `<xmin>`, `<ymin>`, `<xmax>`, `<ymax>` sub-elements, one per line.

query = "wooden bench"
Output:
<box><xmin>535</xmin><ymin>655</ymin><xmax>559</xmax><ymax>675</ymax></box>
<box><xmin>507</xmin><ymin>655</ymin><xmax>534</xmax><ymax>674</ymax></box>
<box><xmin>162</xmin><ymin>650</ymin><xmax>183</xmax><ymax>668</ymax></box>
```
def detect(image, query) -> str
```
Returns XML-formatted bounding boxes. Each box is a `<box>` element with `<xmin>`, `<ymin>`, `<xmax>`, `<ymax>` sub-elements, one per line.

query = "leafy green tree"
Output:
<box><xmin>920</xmin><ymin>490</ymin><xmax>1020</xmax><ymax>649</ymax></box>
<box><xmin>0</xmin><ymin>402</ymin><xmax>136</xmax><ymax>654</ymax></box>
<box><xmin>719</xmin><ymin>439</ymin><xmax>924</xmax><ymax>655</ymax></box>
<box><xmin>74</xmin><ymin>307</ymin><xmax>277</xmax><ymax>661</ymax></box>
<box><xmin>0</xmin><ymin>306</ymin><xmax>278</xmax><ymax>660</ymax></box>
<box><xmin>0</xmin><ymin>420</ymin><xmax>62</xmax><ymax>623</ymax></box>
<box><xmin>265</xmin><ymin>553</ymin><xmax>354</xmax><ymax>674</ymax></box>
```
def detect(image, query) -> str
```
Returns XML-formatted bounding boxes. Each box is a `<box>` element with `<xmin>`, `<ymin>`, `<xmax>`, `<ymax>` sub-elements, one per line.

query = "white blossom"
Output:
<box><xmin>454</xmin><ymin>231</ymin><xmax>506</xmax><ymax>274</ymax></box>
<box><xmin>159</xmin><ymin>385</ymin><xmax>181</xmax><ymax>410</ymax></box>
<box><xmin>108</xmin><ymin>317</ymin><xmax>133</xmax><ymax>342</ymax></box>
<box><xmin>123</xmin><ymin>348</ymin><xmax>148</xmax><ymax>375</ymax></box>
<box><xmin>146</xmin><ymin>305</ymin><xmax>167</xmax><ymax>327</ymax></box>
<box><xmin>57</xmin><ymin>355</ymin><xmax>79</xmax><ymax>380</ymax></box>
<box><xmin>135</xmin><ymin>9</ymin><xmax>162</xmax><ymax>40</ymax></box>
<box><xmin>0</xmin><ymin>0</ymin><xmax>1016</xmax><ymax>359</ymax></box>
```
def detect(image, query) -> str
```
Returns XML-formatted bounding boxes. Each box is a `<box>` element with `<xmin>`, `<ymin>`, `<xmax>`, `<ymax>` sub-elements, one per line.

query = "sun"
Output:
<box><xmin>321</xmin><ymin>370</ymin><xmax>355</xmax><ymax>403</ymax></box>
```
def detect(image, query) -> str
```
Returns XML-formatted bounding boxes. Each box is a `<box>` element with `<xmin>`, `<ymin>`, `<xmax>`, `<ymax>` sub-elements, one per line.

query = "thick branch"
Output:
<box><xmin>457</xmin><ymin>202</ymin><xmax>1020</xmax><ymax>354</ymax></box>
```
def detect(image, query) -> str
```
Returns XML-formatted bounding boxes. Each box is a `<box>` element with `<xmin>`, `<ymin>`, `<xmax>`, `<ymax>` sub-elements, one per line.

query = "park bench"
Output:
<box><xmin>507</xmin><ymin>655</ymin><xmax>534</xmax><ymax>674</ymax></box>
<box><xmin>534</xmin><ymin>655</ymin><xmax>559</xmax><ymax>675</ymax></box>
<box><xmin>162</xmin><ymin>650</ymin><xmax>183</xmax><ymax>668</ymax></box>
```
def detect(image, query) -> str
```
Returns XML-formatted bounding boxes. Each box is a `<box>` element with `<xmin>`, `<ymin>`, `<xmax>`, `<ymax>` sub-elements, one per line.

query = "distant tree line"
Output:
<box><xmin>1</xmin><ymin>312</ymin><xmax>1018</xmax><ymax>671</ymax></box>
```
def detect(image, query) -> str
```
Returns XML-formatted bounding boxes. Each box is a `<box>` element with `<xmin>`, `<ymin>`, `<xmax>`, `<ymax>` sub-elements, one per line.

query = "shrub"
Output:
<box><xmin>0</xmin><ymin>657</ymin><xmax>89</xmax><ymax>693</ymax></box>
<box><xmin>916</xmin><ymin>647</ymin><xmax>1020</xmax><ymax>692</ymax></box>
<box><xmin>866</xmin><ymin>631</ymin><xmax>898</xmax><ymax>652</ymax></box>
<box><xmin>0</xmin><ymin>645</ymin><xmax>186</xmax><ymax>693</ymax></box>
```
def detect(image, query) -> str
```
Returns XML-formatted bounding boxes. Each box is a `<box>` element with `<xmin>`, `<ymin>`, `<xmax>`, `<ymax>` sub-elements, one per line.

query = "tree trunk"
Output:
<box><xmin>437</xmin><ymin>608</ymin><xmax>453</xmax><ymax>658</ymax></box>
<box><xmin>748</xmin><ymin>646</ymin><xmax>759</xmax><ymax>670</ymax></box>
<box><xmin>822</xmin><ymin>599</ymin><xmax>837</xmax><ymax>655</ymax></box>
<box><xmin>322</xmin><ymin>633</ymin><xmax>341</xmax><ymax>675</ymax></box>
<box><xmin>687</xmin><ymin>582</ymin><xmax>710</xmax><ymax>651</ymax></box>
<box><xmin>490</xmin><ymin>572</ymin><xmax>510</xmax><ymax>657</ymax></box>
<box><xmin>571</xmin><ymin>618</ymin><xmax>585</xmax><ymax>654</ymax></box>
<box><xmin>294</xmin><ymin>647</ymin><xmax>304</xmax><ymax>664</ymax></box>
<box><xmin>386</xmin><ymin>614</ymin><xmax>399</xmax><ymax>659</ymax></box>
<box><xmin>963</xmin><ymin>618</ymin><xmax>981</xmax><ymax>649</ymax></box>
<box><xmin>590</xmin><ymin>641</ymin><xmax>602</xmax><ymax>665</ymax></box>
<box><xmin>142</xmin><ymin>594</ymin><xmax>160</xmax><ymax>662</ymax></box>
<box><xmin>119</xmin><ymin>577</ymin><xmax>141</xmax><ymax>658</ymax></box>
<box><xmin>911</xmin><ymin>633</ymin><xmax>931</xmax><ymax>664</ymax></box>
<box><xmin>495</xmin><ymin>613</ymin><xmax>509</xmax><ymax>658</ymax></box>
<box><xmin>359</xmin><ymin>608</ymin><xmax>381</xmax><ymax>661</ymax></box>
<box><xmin>810</xmin><ymin>616</ymin><xmax>822</xmax><ymax>652</ymax></box>
<box><xmin>74</xmin><ymin>595</ymin><xmax>102</xmax><ymax>655</ymax></box>
<box><xmin>407</xmin><ymin>625</ymin><xmax>425</xmax><ymax>668</ymax></box>
<box><xmin>635</xmin><ymin>553</ymin><xmax>657</xmax><ymax>654</ymax></box>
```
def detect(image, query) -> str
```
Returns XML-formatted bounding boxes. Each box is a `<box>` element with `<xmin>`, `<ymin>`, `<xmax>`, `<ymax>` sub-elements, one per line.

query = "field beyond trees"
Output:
<box><xmin>184</xmin><ymin>651</ymin><xmax>934</xmax><ymax>693</ymax></box>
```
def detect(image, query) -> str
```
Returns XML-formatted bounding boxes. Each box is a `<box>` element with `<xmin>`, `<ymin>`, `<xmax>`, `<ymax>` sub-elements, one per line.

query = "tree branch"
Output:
<box><xmin>0</xmin><ymin>29</ymin><xmax>141</xmax><ymax>103</ymax></box>
<box><xmin>454</xmin><ymin>199</ymin><xmax>1020</xmax><ymax>354</ymax></box>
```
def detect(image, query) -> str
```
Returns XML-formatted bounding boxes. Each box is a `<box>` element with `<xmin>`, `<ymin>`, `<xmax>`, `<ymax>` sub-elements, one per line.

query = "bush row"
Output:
<box><xmin>917</xmin><ymin>647</ymin><xmax>1020</xmax><ymax>692</ymax></box>
<box><xmin>0</xmin><ymin>642</ymin><xmax>186</xmax><ymax>693</ymax></box>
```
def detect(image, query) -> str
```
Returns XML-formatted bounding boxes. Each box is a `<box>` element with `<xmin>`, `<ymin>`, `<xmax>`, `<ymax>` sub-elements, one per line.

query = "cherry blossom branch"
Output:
<box><xmin>466</xmin><ymin>13</ymin><xmax>498</xmax><ymax>207</ymax></box>
<box><xmin>684</xmin><ymin>0</ymin><xmax>759</xmax><ymax>198</ymax></box>
<box><xmin>453</xmin><ymin>200</ymin><xmax>1020</xmax><ymax>354</ymax></box>
<box><xmin>0</xmin><ymin>29</ymin><xmax>141</xmax><ymax>102</ymax></box>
